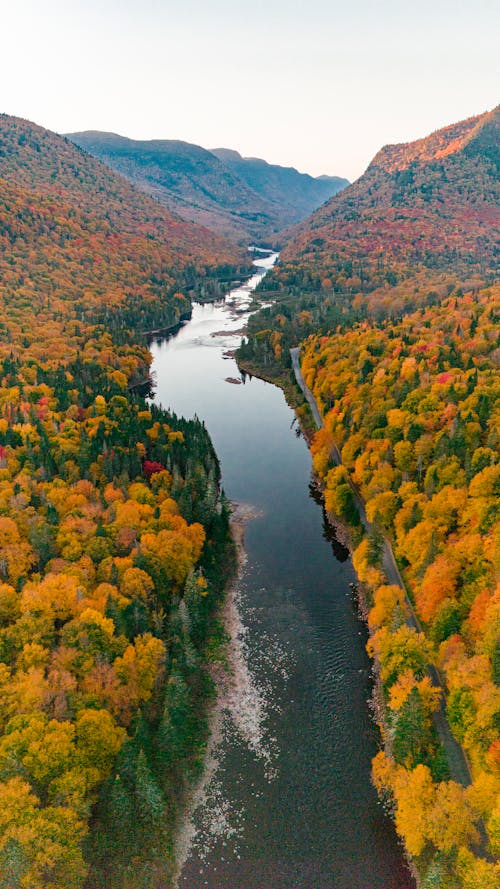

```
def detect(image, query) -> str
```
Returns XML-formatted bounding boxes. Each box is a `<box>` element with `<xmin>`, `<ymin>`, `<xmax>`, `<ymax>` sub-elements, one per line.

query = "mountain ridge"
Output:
<box><xmin>210</xmin><ymin>144</ymin><xmax>348</xmax><ymax>229</ymax></box>
<box><xmin>65</xmin><ymin>130</ymin><xmax>349</xmax><ymax>244</ymax></box>
<box><xmin>368</xmin><ymin>106</ymin><xmax>499</xmax><ymax>173</ymax></box>
<box><xmin>0</xmin><ymin>115</ymin><xmax>244</xmax><ymax>260</ymax></box>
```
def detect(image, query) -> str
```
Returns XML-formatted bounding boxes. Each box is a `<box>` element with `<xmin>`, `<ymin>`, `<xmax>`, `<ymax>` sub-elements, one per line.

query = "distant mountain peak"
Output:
<box><xmin>210</xmin><ymin>147</ymin><xmax>243</xmax><ymax>162</ymax></box>
<box><xmin>211</xmin><ymin>147</ymin><xmax>330</xmax><ymax>179</ymax></box>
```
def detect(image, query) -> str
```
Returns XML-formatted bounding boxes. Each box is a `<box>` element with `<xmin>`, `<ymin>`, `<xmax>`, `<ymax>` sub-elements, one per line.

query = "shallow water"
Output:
<box><xmin>150</xmin><ymin>255</ymin><xmax>414</xmax><ymax>889</ymax></box>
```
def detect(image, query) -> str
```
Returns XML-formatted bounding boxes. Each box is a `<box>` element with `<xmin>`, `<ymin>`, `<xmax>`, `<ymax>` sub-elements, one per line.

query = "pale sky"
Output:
<box><xmin>1</xmin><ymin>0</ymin><xmax>498</xmax><ymax>181</ymax></box>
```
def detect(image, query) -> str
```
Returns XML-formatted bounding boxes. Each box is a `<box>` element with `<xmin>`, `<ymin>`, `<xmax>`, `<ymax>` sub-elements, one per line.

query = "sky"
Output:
<box><xmin>1</xmin><ymin>0</ymin><xmax>498</xmax><ymax>181</ymax></box>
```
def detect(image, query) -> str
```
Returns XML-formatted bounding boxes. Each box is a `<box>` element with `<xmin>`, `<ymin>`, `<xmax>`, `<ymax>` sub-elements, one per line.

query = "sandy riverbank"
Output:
<box><xmin>172</xmin><ymin>501</ymin><xmax>265</xmax><ymax>886</ymax></box>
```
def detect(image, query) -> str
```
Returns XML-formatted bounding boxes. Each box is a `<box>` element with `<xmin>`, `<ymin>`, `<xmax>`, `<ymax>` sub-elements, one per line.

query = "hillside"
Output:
<box><xmin>66</xmin><ymin>131</ymin><xmax>348</xmax><ymax>244</ymax></box>
<box><xmin>210</xmin><ymin>146</ymin><xmax>348</xmax><ymax>232</ymax></box>
<box><xmin>268</xmin><ymin>106</ymin><xmax>499</xmax><ymax>315</ymax></box>
<box><xmin>0</xmin><ymin>115</ymin><xmax>239</xmax><ymax>887</ymax></box>
<box><xmin>0</xmin><ymin>116</ymin><xmax>249</xmax><ymax>351</ymax></box>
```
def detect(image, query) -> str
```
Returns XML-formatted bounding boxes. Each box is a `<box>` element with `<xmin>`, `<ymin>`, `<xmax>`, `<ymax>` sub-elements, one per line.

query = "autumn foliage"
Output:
<box><xmin>301</xmin><ymin>286</ymin><xmax>500</xmax><ymax>880</ymax></box>
<box><xmin>0</xmin><ymin>115</ymin><xmax>236</xmax><ymax>886</ymax></box>
<box><xmin>272</xmin><ymin>107</ymin><xmax>499</xmax><ymax>317</ymax></box>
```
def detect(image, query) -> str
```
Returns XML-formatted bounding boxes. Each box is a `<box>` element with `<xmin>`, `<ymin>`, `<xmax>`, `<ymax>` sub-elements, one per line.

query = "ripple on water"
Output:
<box><xmin>174</xmin><ymin>566</ymin><xmax>291</xmax><ymax>886</ymax></box>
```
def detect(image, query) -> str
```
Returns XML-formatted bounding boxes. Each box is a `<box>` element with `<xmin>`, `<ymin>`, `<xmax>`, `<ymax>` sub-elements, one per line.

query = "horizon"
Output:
<box><xmin>2</xmin><ymin>0</ymin><xmax>498</xmax><ymax>182</ymax></box>
<box><xmin>2</xmin><ymin>104</ymin><xmax>497</xmax><ymax>186</ymax></box>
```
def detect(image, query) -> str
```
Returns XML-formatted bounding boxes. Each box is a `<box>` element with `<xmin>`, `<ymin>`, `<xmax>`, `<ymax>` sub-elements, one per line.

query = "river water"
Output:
<box><xmin>150</xmin><ymin>254</ymin><xmax>414</xmax><ymax>889</ymax></box>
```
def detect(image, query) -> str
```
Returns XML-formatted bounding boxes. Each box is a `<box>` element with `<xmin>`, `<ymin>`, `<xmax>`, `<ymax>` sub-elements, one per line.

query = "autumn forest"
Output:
<box><xmin>0</xmin><ymin>115</ymin><xmax>247</xmax><ymax>887</ymax></box>
<box><xmin>0</xmin><ymin>102</ymin><xmax>498</xmax><ymax>889</ymax></box>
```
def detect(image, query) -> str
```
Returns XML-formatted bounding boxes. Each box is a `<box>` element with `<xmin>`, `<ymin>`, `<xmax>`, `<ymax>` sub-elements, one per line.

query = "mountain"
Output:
<box><xmin>0</xmin><ymin>115</ymin><xmax>247</xmax><ymax>352</ymax></box>
<box><xmin>65</xmin><ymin>131</ymin><xmax>349</xmax><ymax>244</ymax></box>
<box><xmin>237</xmin><ymin>107</ymin><xmax>500</xmax><ymax>889</ymax></box>
<box><xmin>270</xmin><ymin>106</ymin><xmax>499</xmax><ymax>314</ymax></box>
<box><xmin>211</xmin><ymin>146</ymin><xmax>348</xmax><ymax>228</ymax></box>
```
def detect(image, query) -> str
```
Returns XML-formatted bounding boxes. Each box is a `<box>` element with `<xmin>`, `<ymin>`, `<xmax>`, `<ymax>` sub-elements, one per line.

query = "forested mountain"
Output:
<box><xmin>210</xmin><ymin>146</ymin><xmax>348</xmax><ymax>232</ymax></box>
<box><xmin>238</xmin><ymin>107</ymin><xmax>500</xmax><ymax>888</ymax></box>
<box><xmin>0</xmin><ymin>115</ymin><xmax>248</xmax><ymax>341</ymax></box>
<box><xmin>0</xmin><ymin>115</ymin><xmax>239</xmax><ymax>886</ymax></box>
<box><xmin>66</xmin><ymin>131</ymin><xmax>348</xmax><ymax>244</ymax></box>
<box><xmin>268</xmin><ymin>106</ymin><xmax>499</xmax><ymax>315</ymax></box>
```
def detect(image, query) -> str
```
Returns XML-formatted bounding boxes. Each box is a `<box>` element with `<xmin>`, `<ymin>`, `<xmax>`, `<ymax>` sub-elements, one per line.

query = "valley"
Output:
<box><xmin>66</xmin><ymin>131</ymin><xmax>349</xmax><ymax>245</ymax></box>
<box><xmin>0</xmin><ymin>103</ymin><xmax>498</xmax><ymax>889</ymax></box>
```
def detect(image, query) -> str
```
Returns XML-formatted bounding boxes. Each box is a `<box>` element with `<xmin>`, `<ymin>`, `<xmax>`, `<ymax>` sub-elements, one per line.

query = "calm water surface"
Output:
<box><xmin>150</xmin><ymin>255</ymin><xmax>414</xmax><ymax>889</ymax></box>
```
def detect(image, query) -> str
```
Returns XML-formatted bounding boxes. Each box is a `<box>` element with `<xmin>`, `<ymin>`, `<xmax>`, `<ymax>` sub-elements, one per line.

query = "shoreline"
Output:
<box><xmin>171</xmin><ymin>501</ymin><xmax>263</xmax><ymax>887</ymax></box>
<box><xmin>276</xmin><ymin>346</ymin><xmax>480</xmax><ymax>887</ymax></box>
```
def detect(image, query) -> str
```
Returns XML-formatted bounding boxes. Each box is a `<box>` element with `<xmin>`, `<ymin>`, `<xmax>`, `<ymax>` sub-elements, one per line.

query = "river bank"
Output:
<box><xmin>172</xmin><ymin>502</ymin><xmax>263</xmax><ymax>887</ymax></box>
<box><xmin>280</xmin><ymin>343</ymin><xmax>484</xmax><ymax>885</ymax></box>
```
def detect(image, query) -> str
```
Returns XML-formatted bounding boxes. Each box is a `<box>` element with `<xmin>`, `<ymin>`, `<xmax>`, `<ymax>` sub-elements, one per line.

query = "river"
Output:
<box><xmin>149</xmin><ymin>253</ymin><xmax>415</xmax><ymax>889</ymax></box>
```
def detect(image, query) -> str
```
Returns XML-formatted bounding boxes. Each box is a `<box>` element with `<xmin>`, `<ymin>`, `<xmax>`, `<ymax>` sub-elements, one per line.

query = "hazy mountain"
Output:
<box><xmin>65</xmin><ymin>131</ymin><xmax>348</xmax><ymax>244</ymax></box>
<box><xmin>211</xmin><ymin>147</ymin><xmax>348</xmax><ymax>227</ymax></box>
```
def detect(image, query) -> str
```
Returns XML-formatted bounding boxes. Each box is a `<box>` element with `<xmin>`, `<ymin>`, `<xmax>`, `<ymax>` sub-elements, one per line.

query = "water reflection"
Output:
<box><xmin>308</xmin><ymin>482</ymin><xmax>350</xmax><ymax>564</ymax></box>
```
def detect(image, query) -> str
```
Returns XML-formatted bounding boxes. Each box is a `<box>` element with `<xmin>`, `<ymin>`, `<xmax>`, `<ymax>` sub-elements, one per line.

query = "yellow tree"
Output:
<box><xmin>0</xmin><ymin>517</ymin><xmax>34</xmax><ymax>584</ymax></box>
<box><xmin>393</xmin><ymin>763</ymin><xmax>435</xmax><ymax>857</ymax></box>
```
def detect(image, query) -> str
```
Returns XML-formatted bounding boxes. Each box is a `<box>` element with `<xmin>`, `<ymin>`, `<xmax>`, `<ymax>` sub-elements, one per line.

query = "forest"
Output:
<box><xmin>0</xmin><ymin>102</ymin><xmax>499</xmax><ymax>887</ymax></box>
<box><xmin>0</xmin><ymin>115</ymin><xmax>242</xmax><ymax>887</ymax></box>
<box><xmin>238</xmin><ymin>107</ymin><xmax>500</xmax><ymax>888</ymax></box>
<box><xmin>303</xmin><ymin>285</ymin><xmax>500</xmax><ymax>888</ymax></box>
